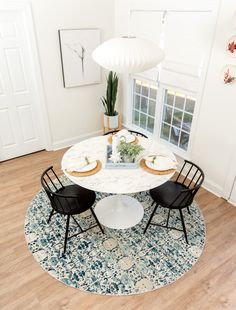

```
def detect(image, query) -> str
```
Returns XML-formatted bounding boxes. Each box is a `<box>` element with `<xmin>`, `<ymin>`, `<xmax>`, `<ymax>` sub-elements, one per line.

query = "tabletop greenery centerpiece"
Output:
<box><xmin>117</xmin><ymin>141</ymin><xmax>144</xmax><ymax>163</ymax></box>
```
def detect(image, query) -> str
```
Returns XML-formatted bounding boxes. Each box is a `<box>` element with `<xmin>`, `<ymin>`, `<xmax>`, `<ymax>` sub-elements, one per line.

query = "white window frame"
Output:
<box><xmin>131</xmin><ymin>76</ymin><xmax>158</xmax><ymax>135</ymax></box>
<box><xmin>121</xmin><ymin>0</ymin><xmax>220</xmax><ymax>160</ymax></box>
<box><xmin>127</xmin><ymin>74</ymin><xmax>159</xmax><ymax>139</ymax></box>
<box><xmin>128</xmin><ymin>76</ymin><xmax>200</xmax><ymax>159</ymax></box>
<box><xmin>158</xmin><ymin>83</ymin><xmax>198</xmax><ymax>158</ymax></box>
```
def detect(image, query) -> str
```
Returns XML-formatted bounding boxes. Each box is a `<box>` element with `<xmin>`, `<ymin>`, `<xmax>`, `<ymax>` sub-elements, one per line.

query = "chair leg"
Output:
<box><xmin>144</xmin><ymin>203</ymin><xmax>158</xmax><ymax>234</ymax></box>
<box><xmin>179</xmin><ymin>209</ymin><xmax>188</xmax><ymax>244</ymax></box>
<box><xmin>71</xmin><ymin>215</ymin><xmax>83</xmax><ymax>232</ymax></box>
<box><xmin>47</xmin><ymin>208</ymin><xmax>55</xmax><ymax>224</ymax></box>
<box><xmin>187</xmin><ymin>206</ymin><xmax>191</xmax><ymax>214</ymax></box>
<box><xmin>151</xmin><ymin>200</ymin><xmax>155</xmax><ymax>207</ymax></box>
<box><xmin>166</xmin><ymin>209</ymin><xmax>171</xmax><ymax>228</ymax></box>
<box><xmin>64</xmin><ymin>215</ymin><xmax>70</xmax><ymax>253</ymax></box>
<box><xmin>90</xmin><ymin>208</ymin><xmax>104</xmax><ymax>234</ymax></box>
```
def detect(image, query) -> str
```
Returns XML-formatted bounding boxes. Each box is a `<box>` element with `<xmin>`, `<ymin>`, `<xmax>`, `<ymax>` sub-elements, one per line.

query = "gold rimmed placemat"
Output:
<box><xmin>140</xmin><ymin>158</ymin><xmax>176</xmax><ymax>175</ymax></box>
<box><xmin>107</xmin><ymin>135</ymin><xmax>139</xmax><ymax>145</ymax></box>
<box><xmin>66</xmin><ymin>160</ymin><xmax>102</xmax><ymax>177</ymax></box>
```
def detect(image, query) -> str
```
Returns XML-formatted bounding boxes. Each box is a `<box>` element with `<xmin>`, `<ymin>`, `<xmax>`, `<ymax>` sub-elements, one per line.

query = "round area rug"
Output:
<box><xmin>25</xmin><ymin>176</ymin><xmax>205</xmax><ymax>295</ymax></box>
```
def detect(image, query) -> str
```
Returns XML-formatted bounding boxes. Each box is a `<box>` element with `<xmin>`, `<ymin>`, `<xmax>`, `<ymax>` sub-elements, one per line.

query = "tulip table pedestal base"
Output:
<box><xmin>94</xmin><ymin>194</ymin><xmax>144</xmax><ymax>229</ymax></box>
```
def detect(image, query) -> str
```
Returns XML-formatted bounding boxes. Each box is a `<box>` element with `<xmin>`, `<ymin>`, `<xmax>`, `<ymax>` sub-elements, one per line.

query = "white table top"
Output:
<box><xmin>61</xmin><ymin>136</ymin><xmax>176</xmax><ymax>194</ymax></box>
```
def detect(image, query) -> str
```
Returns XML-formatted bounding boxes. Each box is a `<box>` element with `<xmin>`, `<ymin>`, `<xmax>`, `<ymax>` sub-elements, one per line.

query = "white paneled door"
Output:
<box><xmin>0</xmin><ymin>8</ymin><xmax>45</xmax><ymax>161</ymax></box>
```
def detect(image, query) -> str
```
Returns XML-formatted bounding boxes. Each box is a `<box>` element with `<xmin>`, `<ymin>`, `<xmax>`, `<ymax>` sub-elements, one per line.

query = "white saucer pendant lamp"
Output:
<box><xmin>92</xmin><ymin>36</ymin><xmax>164</xmax><ymax>74</ymax></box>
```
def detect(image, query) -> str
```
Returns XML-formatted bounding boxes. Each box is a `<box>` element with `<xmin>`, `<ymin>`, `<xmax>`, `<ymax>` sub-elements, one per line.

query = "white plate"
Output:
<box><xmin>145</xmin><ymin>158</ymin><xmax>175</xmax><ymax>171</ymax></box>
<box><xmin>125</xmin><ymin>135</ymin><xmax>136</xmax><ymax>143</ymax></box>
<box><xmin>74</xmin><ymin>161</ymin><xmax>97</xmax><ymax>172</ymax></box>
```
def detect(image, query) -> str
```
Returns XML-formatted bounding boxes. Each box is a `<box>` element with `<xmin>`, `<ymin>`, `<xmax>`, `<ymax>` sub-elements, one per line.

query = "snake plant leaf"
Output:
<box><xmin>101</xmin><ymin>71</ymin><xmax>119</xmax><ymax>116</ymax></box>
<box><xmin>101</xmin><ymin>97</ymin><xmax>108</xmax><ymax>114</ymax></box>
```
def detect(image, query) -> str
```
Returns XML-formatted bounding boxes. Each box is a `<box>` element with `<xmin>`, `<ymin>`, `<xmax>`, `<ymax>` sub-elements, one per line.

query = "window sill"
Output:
<box><xmin>158</xmin><ymin>138</ymin><xmax>190</xmax><ymax>160</ymax></box>
<box><xmin>124</xmin><ymin>123</ymin><xmax>153</xmax><ymax>139</ymax></box>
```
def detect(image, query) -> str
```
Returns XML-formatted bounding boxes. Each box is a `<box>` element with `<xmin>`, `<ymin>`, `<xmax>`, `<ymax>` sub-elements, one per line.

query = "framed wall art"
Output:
<box><xmin>58</xmin><ymin>28</ymin><xmax>101</xmax><ymax>88</ymax></box>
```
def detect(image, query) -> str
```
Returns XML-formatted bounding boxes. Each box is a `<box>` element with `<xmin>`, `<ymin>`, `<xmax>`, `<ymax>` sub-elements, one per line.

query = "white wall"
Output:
<box><xmin>191</xmin><ymin>0</ymin><xmax>236</xmax><ymax>197</ymax></box>
<box><xmin>115</xmin><ymin>0</ymin><xmax>236</xmax><ymax>197</ymax></box>
<box><xmin>30</xmin><ymin>0</ymin><xmax>115</xmax><ymax>149</ymax></box>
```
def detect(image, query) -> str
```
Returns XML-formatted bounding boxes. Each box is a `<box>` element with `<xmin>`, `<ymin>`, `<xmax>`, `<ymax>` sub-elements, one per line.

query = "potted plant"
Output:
<box><xmin>117</xmin><ymin>141</ymin><xmax>144</xmax><ymax>163</ymax></box>
<box><xmin>102</xmin><ymin>71</ymin><xmax>119</xmax><ymax>129</ymax></box>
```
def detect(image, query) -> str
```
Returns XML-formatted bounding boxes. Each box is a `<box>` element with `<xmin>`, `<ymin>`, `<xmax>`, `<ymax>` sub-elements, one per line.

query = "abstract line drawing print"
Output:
<box><xmin>66</xmin><ymin>43</ymin><xmax>85</xmax><ymax>76</ymax></box>
<box><xmin>59</xmin><ymin>29</ymin><xmax>101</xmax><ymax>88</ymax></box>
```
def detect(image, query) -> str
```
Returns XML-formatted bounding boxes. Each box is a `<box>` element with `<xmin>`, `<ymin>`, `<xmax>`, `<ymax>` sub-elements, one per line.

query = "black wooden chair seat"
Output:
<box><xmin>41</xmin><ymin>166</ymin><xmax>104</xmax><ymax>253</ymax></box>
<box><xmin>54</xmin><ymin>184</ymin><xmax>96</xmax><ymax>215</ymax></box>
<box><xmin>144</xmin><ymin>160</ymin><xmax>205</xmax><ymax>244</ymax></box>
<box><xmin>150</xmin><ymin>181</ymin><xmax>188</xmax><ymax>209</ymax></box>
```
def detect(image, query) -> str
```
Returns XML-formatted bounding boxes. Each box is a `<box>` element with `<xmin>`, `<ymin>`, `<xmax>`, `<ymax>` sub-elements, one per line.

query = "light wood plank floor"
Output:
<box><xmin>0</xmin><ymin>149</ymin><xmax>236</xmax><ymax>310</ymax></box>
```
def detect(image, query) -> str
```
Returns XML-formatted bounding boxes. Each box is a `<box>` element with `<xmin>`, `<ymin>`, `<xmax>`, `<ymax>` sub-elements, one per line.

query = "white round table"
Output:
<box><xmin>61</xmin><ymin>136</ymin><xmax>176</xmax><ymax>230</ymax></box>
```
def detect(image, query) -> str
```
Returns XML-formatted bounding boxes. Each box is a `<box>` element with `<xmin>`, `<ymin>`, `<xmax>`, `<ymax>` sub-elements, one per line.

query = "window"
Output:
<box><xmin>160</xmin><ymin>89</ymin><xmax>195</xmax><ymax>151</ymax></box>
<box><xmin>127</xmin><ymin>5</ymin><xmax>215</xmax><ymax>155</ymax></box>
<box><xmin>132</xmin><ymin>79</ymin><xmax>157</xmax><ymax>133</ymax></box>
<box><xmin>131</xmin><ymin>79</ymin><xmax>196</xmax><ymax>153</ymax></box>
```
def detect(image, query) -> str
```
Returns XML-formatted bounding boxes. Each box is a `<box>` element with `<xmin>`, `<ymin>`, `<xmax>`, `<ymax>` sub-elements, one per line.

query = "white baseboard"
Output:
<box><xmin>51</xmin><ymin>130</ymin><xmax>103</xmax><ymax>151</ymax></box>
<box><xmin>228</xmin><ymin>199</ymin><xmax>236</xmax><ymax>207</ymax></box>
<box><xmin>171</xmin><ymin>157</ymin><xmax>223</xmax><ymax>198</ymax></box>
<box><xmin>201</xmin><ymin>178</ymin><xmax>223</xmax><ymax>198</ymax></box>
<box><xmin>174</xmin><ymin>161</ymin><xmax>223</xmax><ymax>198</ymax></box>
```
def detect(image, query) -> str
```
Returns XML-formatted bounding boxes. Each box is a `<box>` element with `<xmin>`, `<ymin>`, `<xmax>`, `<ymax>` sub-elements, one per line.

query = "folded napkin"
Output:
<box><xmin>145</xmin><ymin>155</ymin><xmax>177</xmax><ymax>170</ymax></box>
<box><xmin>116</xmin><ymin>129</ymin><xmax>134</xmax><ymax>142</ymax></box>
<box><xmin>65</xmin><ymin>156</ymin><xmax>96</xmax><ymax>172</ymax></box>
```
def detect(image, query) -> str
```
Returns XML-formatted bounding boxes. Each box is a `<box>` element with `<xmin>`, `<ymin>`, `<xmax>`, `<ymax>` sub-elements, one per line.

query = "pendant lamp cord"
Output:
<box><xmin>157</xmin><ymin>10</ymin><xmax>168</xmax><ymax>87</ymax></box>
<box><xmin>128</xmin><ymin>5</ymin><xmax>132</xmax><ymax>37</ymax></box>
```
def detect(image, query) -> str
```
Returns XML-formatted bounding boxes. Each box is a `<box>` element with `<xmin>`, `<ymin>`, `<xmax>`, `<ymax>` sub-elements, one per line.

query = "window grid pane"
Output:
<box><xmin>132</xmin><ymin>79</ymin><xmax>157</xmax><ymax>133</ymax></box>
<box><xmin>160</xmin><ymin>89</ymin><xmax>196</xmax><ymax>151</ymax></box>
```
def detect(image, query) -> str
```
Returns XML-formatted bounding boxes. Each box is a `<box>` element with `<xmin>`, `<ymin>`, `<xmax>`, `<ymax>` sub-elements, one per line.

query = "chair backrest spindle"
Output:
<box><xmin>176</xmin><ymin>161</ymin><xmax>186</xmax><ymax>182</ymax></box>
<box><xmin>41</xmin><ymin>166</ymin><xmax>76</xmax><ymax>215</ymax></box>
<box><xmin>177</xmin><ymin>160</ymin><xmax>204</xmax><ymax>189</ymax></box>
<box><xmin>171</xmin><ymin>160</ymin><xmax>204</xmax><ymax>208</ymax></box>
<box><xmin>188</xmin><ymin>168</ymin><xmax>199</xmax><ymax>188</ymax></box>
<box><xmin>51</xmin><ymin>167</ymin><xmax>64</xmax><ymax>189</ymax></box>
<box><xmin>182</xmin><ymin>164</ymin><xmax>193</xmax><ymax>184</ymax></box>
<box><xmin>45</xmin><ymin>172</ymin><xmax>58</xmax><ymax>191</ymax></box>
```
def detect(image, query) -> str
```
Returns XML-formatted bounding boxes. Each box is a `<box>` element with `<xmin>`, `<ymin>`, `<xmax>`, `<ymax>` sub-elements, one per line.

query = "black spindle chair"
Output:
<box><xmin>41</xmin><ymin>166</ymin><xmax>104</xmax><ymax>253</ymax></box>
<box><xmin>144</xmin><ymin>160</ymin><xmax>205</xmax><ymax>244</ymax></box>
<box><xmin>104</xmin><ymin>129</ymin><xmax>148</xmax><ymax>138</ymax></box>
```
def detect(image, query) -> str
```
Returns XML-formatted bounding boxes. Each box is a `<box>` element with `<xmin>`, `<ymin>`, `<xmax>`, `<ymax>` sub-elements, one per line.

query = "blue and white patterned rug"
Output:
<box><xmin>24</xmin><ymin>176</ymin><xmax>205</xmax><ymax>295</ymax></box>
